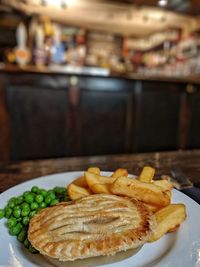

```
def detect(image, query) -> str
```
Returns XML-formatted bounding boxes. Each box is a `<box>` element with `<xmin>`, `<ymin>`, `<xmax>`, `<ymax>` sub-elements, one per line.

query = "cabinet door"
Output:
<box><xmin>7</xmin><ymin>86</ymin><xmax>68</xmax><ymax>160</ymax></box>
<box><xmin>80</xmin><ymin>89</ymin><xmax>131</xmax><ymax>155</ymax></box>
<box><xmin>188</xmin><ymin>89</ymin><xmax>200</xmax><ymax>148</ymax></box>
<box><xmin>134</xmin><ymin>82</ymin><xmax>182</xmax><ymax>152</ymax></box>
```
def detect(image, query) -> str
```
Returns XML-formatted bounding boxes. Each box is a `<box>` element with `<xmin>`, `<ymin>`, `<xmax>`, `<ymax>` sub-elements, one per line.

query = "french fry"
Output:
<box><xmin>67</xmin><ymin>183</ymin><xmax>92</xmax><ymax>200</ymax></box>
<box><xmin>149</xmin><ymin>204</ymin><xmax>186</xmax><ymax>242</ymax></box>
<box><xmin>138</xmin><ymin>166</ymin><xmax>155</xmax><ymax>183</ymax></box>
<box><xmin>112</xmin><ymin>168</ymin><xmax>128</xmax><ymax>178</ymax></box>
<box><xmin>72</xmin><ymin>167</ymin><xmax>101</xmax><ymax>188</ymax></box>
<box><xmin>90</xmin><ymin>183</ymin><xmax>110</xmax><ymax>194</ymax></box>
<box><xmin>87</xmin><ymin>167</ymin><xmax>100</xmax><ymax>175</ymax></box>
<box><xmin>73</xmin><ymin>176</ymin><xmax>88</xmax><ymax>188</ymax></box>
<box><xmin>85</xmin><ymin>171</ymin><xmax>115</xmax><ymax>186</ymax></box>
<box><xmin>110</xmin><ymin>176</ymin><xmax>171</xmax><ymax>207</ymax></box>
<box><xmin>144</xmin><ymin>203</ymin><xmax>162</xmax><ymax>213</ymax></box>
<box><xmin>153</xmin><ymin>180</ymin><xmax>173</xmax><ymax>191</ymax></box>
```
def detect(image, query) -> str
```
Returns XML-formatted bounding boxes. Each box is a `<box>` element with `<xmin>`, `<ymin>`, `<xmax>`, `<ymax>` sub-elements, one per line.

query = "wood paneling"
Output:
<box><xmin>134</xmin><ymin>81</ymin><xmax>182</xmax><ymax>152</ymax></box>
<box><xmin>0</xmin><ymin>75</ymin><xmax>10</xmax><ymax>161</ymax></box>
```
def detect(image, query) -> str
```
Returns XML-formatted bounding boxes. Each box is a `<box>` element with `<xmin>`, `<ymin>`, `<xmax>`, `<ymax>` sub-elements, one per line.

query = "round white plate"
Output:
<box><xmin>0</xmin><ymin>171</ymin><xmax>200</xmax><ymax>267</ymax></box>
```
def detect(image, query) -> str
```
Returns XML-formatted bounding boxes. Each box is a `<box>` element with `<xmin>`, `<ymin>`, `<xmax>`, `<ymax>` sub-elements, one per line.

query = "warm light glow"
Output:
<box><xmin>41</xmin><ymin>0</ymin><xmax>76</xmax><ymax>7</ymax></box>
<box><xmin>158</xmin><ymin>0</ymin><xmax>168</xmax><ymax>7</ymax></box>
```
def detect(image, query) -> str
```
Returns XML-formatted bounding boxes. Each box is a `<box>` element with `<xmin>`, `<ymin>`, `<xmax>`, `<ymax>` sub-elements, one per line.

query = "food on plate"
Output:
<box><xmin>70</xmin><ymin>167</ymin><xmax>101</xmax><ymax>190</ymax></box>
<box><xmin>68</xmin><ymin>183</ymin><xmax>92</xmax><ymax>200</ymax></box>
<box><xmin>110</xmin><ymin>176</ymin><xmax>171</xmax><ymax>207</ymax></box>
<box><xmin>148</xmin><ymin>204</ymin><xmax>186</xmax><ymax>242</ymax></box>
<box><xmin>111</xmin><ymin>168</ymin><xmax>129</xmax><ymax>178</ymax></box>
<box><xmin>28</xmin><ymin>194</ymin><xmax>156</xmax><ymax>263</ymax></box>
<box><xmin>138</xmin><ymin>166</ymin><xmax>155</xmax><ymax>183</ymax></box>
<box><xmin>66</xmin><ymin>166</ymin><xmax>187</xmax><ymax>244</ymax></box>
<box><xmin>152</xmin><ymin>180</ymin><xmax>173</xmax><ymax>191</ymax></box>
<box><xmin>0</xmin><ymin>185</ymin><xmax>68</xmax><ymax>253</ymax></box>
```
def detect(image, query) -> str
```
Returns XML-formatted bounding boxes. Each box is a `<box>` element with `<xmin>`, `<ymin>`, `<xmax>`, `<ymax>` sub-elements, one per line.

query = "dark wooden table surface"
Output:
<box><xmin>1</xmin><ymin>149</ymin><xmax>200</xmax><ymax>193</ymax></box>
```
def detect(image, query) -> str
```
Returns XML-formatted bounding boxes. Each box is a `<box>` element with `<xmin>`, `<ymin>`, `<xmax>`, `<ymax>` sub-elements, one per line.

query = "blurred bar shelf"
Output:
<box><xmin>0</xmin><ymin>64</ymin><xmax>200</xmax><ymax>84</ymax></box>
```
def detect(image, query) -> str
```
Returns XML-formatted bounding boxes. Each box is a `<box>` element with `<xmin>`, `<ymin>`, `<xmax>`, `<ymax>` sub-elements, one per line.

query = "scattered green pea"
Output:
<box><xmin>13</xmin><ymin>208</ymin><xmax>21</xmax><ymax>218</ymax></box>
<box><xmin>39</xmin><ymin>202</ymin><xmax>47</xmax><ymax>209</ymax></box>
<box><xmin>24</xmin><ymin>238</ymin><xmax>30</xmax><ymax>248</ymax></box>
<box><xmin>17</xmin><ymin>229</ymin><xmax>27</xmax><ymax>243</ymax></box>
<box><xmin>31</xmin><ymin>186</ymin><xmax>39</xmax><ymax>194</ymax></box>
<box><xmin>8</xmin><ymin>201</ymin><xmax>15</xmax><ymax>209</ymax></box>
<box><xmin>7</xmin><ymin>217</ymin><xmax>17</xmax><ymax>228</ymax></box>
<box><xmin>16</xmin><ymin>196</ymin><xmax>24</xmax><ymax>205</ymax></box>
<box><xmin>5</xmin><ymin>208</ymin><xmax>13</xmax><ymax>219</ymax></box>
<box><xmin>35</xmin><ymin>194</ymin><xmax>44</xmax><ymax>204</ymax></box>
<box><xmin>30</xmin><ymin>202</ymin><xmax>39</xmax><ymax>210</ymax></box>
<box><xmin>45</xmin><ymin>195</ymin><xmax>52</xmax><ymax>205</ymax></box>
<box><xmin>39</xmin><ymin>189</ymin><xmax>47</xmax><ymax>197</ymax></box>
<box><xmin>24</xmin><ymin>193</ymin><xmax>34</xmax><ymax>204</ymax></box>
<box><xmin>28</xmin><ymin>245</ymin><xmax>38</xmax><ymax>254</ymax></box>
<box><xmin>23</xmin><ymin>191</ymin><xmax>31</xmax><ymax>197</ymax></box>
<box><xmin>21</xmin><ymin>207</ymin><xmax>30</xmax><ymax>217</ymax></box>
<box><xmin>9</xmin><ymin>223</ymin><xmax>22</xmax><ymax>236</ymax></box>
<box><xmin>22</xmin><ymin>216</ymin><xmax>29</xmax><ymax>226</ymax></box>
<box><xmin>29</xmin><ymin>210</ymin><xmax>37</xmax><ymax>219</ymax></box>
<box><xmin>21</xmin><ymin>203</ymin><xmax>29</xmax><ymax>210</ymax></box>
<box><xmin>50</xmin><ymin>199</ymin><xmax>59</xmax><ymax>206</ymax></box>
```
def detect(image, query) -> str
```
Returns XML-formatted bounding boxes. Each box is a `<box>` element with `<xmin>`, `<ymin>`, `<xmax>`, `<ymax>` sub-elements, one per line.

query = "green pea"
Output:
<box><xmin>13</xmin><ymin>208</ymin><xmax>21</xmax><ymax>218</ymax></box>
<box><xmin>45</xmin><ymin>195</ymin><xmax>52</xmax><ymax>205</ymax></box>
<box><xmin>39</xmin><ymin>189</ymin><xmax>47</xmax><ymax>197</ymax></box>
<box><xmin>21</xmin><ymin>203</ymin><xmax>30</xmax><ymax>210</ymax></box>
<box><xmin>7</xmin><ymin>217</ymin><xmax>17</xmax><ymax>228</ymax></box>
<box><xmin>23</xmin><ymin>191</ymin><xmax>31</xmax><ymax>197</ymax></box>
<box><xmin>9</xmin><ymin>223</ymin><xmax>22</xmax><ymax>236</ymax></box>
<box><xmin>8</xmin><ymin>201</ymin><xmax>15</xmax><ymax>209</ymax></box>
<box><xmin>50</xmin><ymin>199</ymin><xmax>59</xmax><ymax>206</ymax></box>
<box><xmin>5</xmin><ymin>208</ymin><xmax>13</xmax><ymax>218</ymax></box>
<box><xmin>54</xmin><ymin>186</ymin><xmax>66</xmax><ymax>194</ymax></box>
<box><xmin>22</xmin><ymin>216</ymin><xmax>29</xmax><ymax>226</ymax></box>
<box><xmin>31</xmin><ymin>186</ymin><xmax>39</xmax><ymax>194</ymax></box>
<box><xmin>29</xmin><ymin>210</ymin><xmax>36</xmax><ymax>219</ymax></box>
<box><xmin>39</xmin><ymin>202</ymin><xmax>47</xmax><ymax>209</ymax></box>
<box><xmin>28</xmin><ymin>244</ymin><xmax>38</xmax><ymax>254</ymax></box>
<box><xmin>24</xmin><ymin>193</ymin><xmax>34</xmax><ymax>204</ymax></box>
<box><xmin>9</xmin><ymin>197</ymin><xmax>17</xmax><ymax>203</ymax></box>
<box><xmin>16</xmin><ymin>196</ymin><xmax>24</xmax><ymax>205</ymax></box>
<box><xmin>21</xmin><ymin>207</ymin><xmax>30</xmax><ymax>217</ymax></box>
<box><xmin>24</xmin><ymin>238</ymin><xmax>30</xmax><ymax>248</ymax></box>
<box><xmin>35</xmin><ymin>194</ymin><xmax>44</xmax><ymax>204</ymax></box>
<box><xmin>0</xmin><ymin>209</ymin><xmax>5</xmax><ymax>219</ymax></box>
<box><xmin>47</xmin><ymin>189</ymin><xmax>54</xmax><ymax>195</ymax></box>
<box><xmin>30</xmin><ymin>202</ymin><xmax>39</xmax><ymax>210</ymax></box>
<box><xmin>17</xmin><ymin>229</ymin><xmax>27</xmax><ymax>243</ymax></box>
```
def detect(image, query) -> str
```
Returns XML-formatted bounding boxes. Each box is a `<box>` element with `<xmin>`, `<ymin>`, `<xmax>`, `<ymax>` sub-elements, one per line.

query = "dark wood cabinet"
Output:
<box><xmin>0</xmin><ymin>70</ymin><xmax>199</xmax><ymax>162</ymax></box>
<box><xmin>188</xmin><ymin>85</ymin><xmax>200</xmax><ymax>148</ymax></box>
<box><xmin>7</xmin><ymin>85</ymin><xmax>69</xmax><ymax>160</ymax></box>
<box><xmin>133</xmin><ymin>82</ymin><xmax>182</xmax><ymax>152</ymax></box>
<box><xmin>80</xmin><ymin>89</ymin><xmax>131</xmax><ymax>155</ymax></box>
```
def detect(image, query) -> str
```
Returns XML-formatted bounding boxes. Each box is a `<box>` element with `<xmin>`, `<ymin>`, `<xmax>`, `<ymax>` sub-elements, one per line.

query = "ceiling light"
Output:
<box><xmin>158</xmin><ymin>0</ymin><xmax>168</xmax><ymax>7</ymax></box>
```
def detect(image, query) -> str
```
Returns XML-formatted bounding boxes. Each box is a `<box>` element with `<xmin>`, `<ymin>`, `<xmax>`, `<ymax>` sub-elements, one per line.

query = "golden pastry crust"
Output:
<box><xmin>28</xmin><ymin>194</ymin><xmax>156</xmax><ymax>262</ymax></box>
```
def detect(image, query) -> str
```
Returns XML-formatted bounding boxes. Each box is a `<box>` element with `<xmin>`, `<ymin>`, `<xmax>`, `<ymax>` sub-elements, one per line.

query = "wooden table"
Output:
<box><xmin>1</xmin><ymin>149</ymin><xmax>200</xmax><ymax>193</ymax></box>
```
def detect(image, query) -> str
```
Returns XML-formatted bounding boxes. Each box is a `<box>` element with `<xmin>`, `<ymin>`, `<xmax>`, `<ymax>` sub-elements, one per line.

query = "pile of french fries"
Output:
<box><xmin>67</xmin><ymin>166</ymin><xmax>186</xmax><ymax>242</ymax></box>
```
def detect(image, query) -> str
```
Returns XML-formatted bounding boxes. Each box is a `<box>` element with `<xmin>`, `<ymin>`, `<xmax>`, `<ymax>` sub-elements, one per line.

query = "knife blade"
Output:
<box><xmin>170</xmin><ymin>165</ymin><xmax>200</xmax><ymax>205</ymax></box>
<box><xmin>170</xmin><ymin>165</ymin><xmax>193</xmax><ymax>190</ymax></box>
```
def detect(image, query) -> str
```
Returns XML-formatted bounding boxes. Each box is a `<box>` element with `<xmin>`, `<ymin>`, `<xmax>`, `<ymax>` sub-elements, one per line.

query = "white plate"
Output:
<box><xmin>0</xmin><ymin>171</ymin><xmax>200</xmax><ymax>267</ymax></box>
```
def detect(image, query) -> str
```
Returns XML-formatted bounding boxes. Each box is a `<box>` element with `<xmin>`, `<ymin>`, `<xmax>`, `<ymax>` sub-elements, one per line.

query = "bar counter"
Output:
<box><xmin>1</xmin><ymin>149</ymin><xmax>200</xmax><ymax>193</ymax></box>
<box><xmin>1</xmin><ymin>64</ymin><xmax>200</xmax><ymax>84</ymax></box>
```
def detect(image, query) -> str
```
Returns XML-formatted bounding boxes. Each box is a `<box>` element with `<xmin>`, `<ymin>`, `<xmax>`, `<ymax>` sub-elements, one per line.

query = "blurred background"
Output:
<box><xmin>0</xmin><ymin>0</ymin><xmax>200</xmax><ymax>162</ymax></box>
